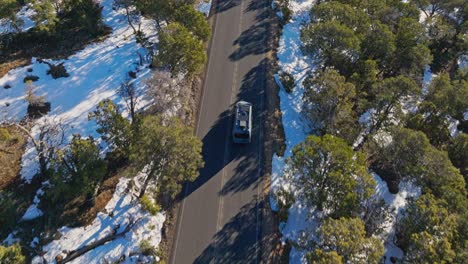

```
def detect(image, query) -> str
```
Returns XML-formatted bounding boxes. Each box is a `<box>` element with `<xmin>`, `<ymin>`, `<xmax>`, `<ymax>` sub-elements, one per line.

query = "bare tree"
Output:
<box><xmin>13</xmin><ymin>117</ymin><xmax>66</xmax><ymax>178</ymax></box>
<box><xmin>119</xmin><ymin>78</ymin><xmax>140</xmax><ymax>123</ymax></box>
<box><xmin>146</xmin><ymin>71</ymin><xmax>192</xmax><ymax>123</ymax></box>
<box><xmin>113</xmin><ymin>0</ymin><xmax>142</xmax><ymax>35</ymax></box>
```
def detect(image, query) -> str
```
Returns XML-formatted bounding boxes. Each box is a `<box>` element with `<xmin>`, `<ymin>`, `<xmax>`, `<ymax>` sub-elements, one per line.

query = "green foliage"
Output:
<box><xmin>62</xmin><ymin>0</ymin><xmax>104</xmax><ymax>36</ymax></box>
<box><xmin>307</xmin><ymin>249</ymin><xmax>343</xmax><ymax>264</ymax></box>
<box><xmin>139</xmin><ymin>194</ymin><xmax>161</xmax><ymax>215</ymax></box>
<box><xmin>154</xmin><ymin>22</ymin><xmax>207</xmax><ymax>76</ymax></box>
<box><xmin>89</xmin><ymin>99</ymin><xmax>133</xmax><ymax>160</ymax></box>
<box><xmin>0</xmin><ymin>192</ymin><xmax>17</xmax><ymax>235</ymax></box>
<box><xmin>30</xmin><ymin>0</ymin><xmax>59</xmax><ymax>31</ymax></box>
<box><xmin>314</xmin><ymin>217</ymin><xmax>384</xmax><ymax>264</ymax></box>
<box><xmin>49</xmin><ymin>135</ymin><xmax>107</xmax><ymax>202</ymax></box>
<box><xmin>361</xmin><ymin>21</ymin><xmax>396</xmax><ymax>68</ymax></box>
<box><xmin>311</xmin><ymin>1</ymin><xmax>370</xmax><ymax>34</ymax></box>
<box><xmin>173</xmin><ymin>4</ymin><xmax>211</xmax><ymax>41</ymax></box>
<box><xmin>279</xmin><ymin>71</ymin><xmax>295</xmax><ymax>93</ymax></box>
<box><xmin>406</xmin><ymin>102</ymin><xmax>451</xmax><ymax>148</ymax></box>
<box><xmin>0</xmin><ymin>0</ymin><xmax>17</xmax><ymax>20</ymax></box>
<box><xmin>135</xmin><ymin>0</ymin><xmax>173</xmax><ymax>27</ymax></box>
<box><xmin>302</xmin><ymin>69</ymin><xmax>359</xmax><ymax>144</ymax></box>
<box><xmin>0</xmin><ymin>244</ymin><xmax>25</xmax><ymax>264</ymax></box>
<box><xmin>140</xmin><ymin>239</ymin><xmax>157</xmax><ymax>257</ymax></box>
<box><xmin>393</xmin><ymin>17</ymin><xmax>432</xmax><ymax>76</ymax></box>
<box><xmin>425</xmin><ymin>73</ymin><xmax>468</xmax><ymax>119</ymax></box>
<box><xmin>288</xmin><ymin>135</ymin><xmax>375</xmax><ymax>218</ymax></box>
<box><xmin>398</xmin><ymin>194</ymin><xmax>458</xmax><ymax>263</ymax></box>
<box><xmin>130</xmin><ymin>115</ymin><xmax>203</xmax><ymax>206</ymax></box>
<box><xmin>0</xmin><ymin>127</ymin><xmax>11</xmax><ymax>141</ymax></box>
<box><xmin>301</xmin><ymin>20</ymin><xmax>360</xmax><ymax>74</ymax></box>
<box><xmin>448</xmin><ymin>133</ymin><xmax>468</xmax><ymax>181</ymax></box>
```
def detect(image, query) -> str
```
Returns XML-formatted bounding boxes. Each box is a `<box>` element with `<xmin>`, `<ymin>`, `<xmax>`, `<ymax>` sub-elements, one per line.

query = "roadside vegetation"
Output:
<box><xmin>0</xmin><ymin>0</ymin><xmax>210</xmax><ymax>261</ymax></box>
<box><xmin>277</xmin><ymin>0</ymin><xmax>467</xmax><ymax>262</ymax></box>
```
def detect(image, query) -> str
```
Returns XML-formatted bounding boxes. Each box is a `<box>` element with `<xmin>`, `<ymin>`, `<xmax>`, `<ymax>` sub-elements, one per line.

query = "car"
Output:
<box><xmin>232</xmin><ymin>101</ymin><xmax>252</xmax><ymax>144</ymax></box>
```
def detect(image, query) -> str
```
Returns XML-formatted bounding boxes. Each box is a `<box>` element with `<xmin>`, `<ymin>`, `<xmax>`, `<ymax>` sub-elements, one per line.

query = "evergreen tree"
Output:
<box><xmin>301</xmin><ymin>20</ymin><xmax>360</xmax><ymax>75</ymax></box>
<box><xmin>398</xmin><ymin>193</ymin><xmax>458</xmax><ymax>263</ymax></box>
<box><xmin>173</xmin><ymin>4</ymin><xmax>211</xmax><ymax>41</ymax></box>
<box><xmin>302</xmin><ymin>69</ymin><xmax>359</xmax><ymax>144</ymax></box>
<box><xmin>313</xmin><ymin>217</ymin><xmax>384</xmax><ymax>264</ymax></box>
<box><xmin>448</xmin><ymin>133</ymin><xmax>468</xmax><ymax>182</ymax></box>
<box><xmin>50</xmin><ymin>135</ymin><xmax>107</xmax><ymax>201</ymax></box>
<box><xmin>0</xmin><ymin>244</ymin><xmax>25</xmax><ymax>264</ymax></box>
<box><xmin>288</xmin><ymin>135</ymin><xmax>375</xmax><ymax>218</ymax></box>
<box><xmin>154</xmin><ymin>22</ymin><xmax>207</xmax><ymax>76</ymax></box>
<box><xmin>130</xmin><ymin>115</ymin><xmax>203</xmax><ymax>206</ymax></box>
<box><xmin>89</xmin><ymin>99</ymin><xmax>133</xmax><ymax>160</ymax></box>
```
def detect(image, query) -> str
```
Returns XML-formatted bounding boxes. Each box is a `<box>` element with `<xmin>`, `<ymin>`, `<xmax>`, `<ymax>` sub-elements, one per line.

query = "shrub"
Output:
<box><xmin>140</xmin><ymin>240</ymin><xmax>157</xmax><ymax>257</ymax></box>
<box><xmin>279</xmin><ymin>71</ymin><xmax>295</xmax><ymax>93</ymax></box>
<box><xmin>139</xmin><ymin>194</ymin><xmax>161</xmax><ymax>215</ymax></box>
<box><xmin>0</xmin><ymin>244</ymin><xmax>25</xmax><ymax>264</ymax></box>
<box><xmin>0</xmin><ymin>128</ymin><xmax>11</xmax><ymax>142</ymax></box>
<box><xmin>23</xmin><ymin>75</ymin><xmax>39</xmax><ymax>83</ymax></box>
<box><xmin>47</xmin><ymin>63</ymin><xmax>69</xmax><ymax>79</ymax></box>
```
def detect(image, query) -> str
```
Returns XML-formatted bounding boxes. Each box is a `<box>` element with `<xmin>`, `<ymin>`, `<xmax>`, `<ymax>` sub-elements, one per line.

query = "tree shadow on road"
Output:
<box><xmin>219</xmin><ymin>59</ymin><xmax>268</xmax><ymax>196</ymax></box>
<box><xmin>193</xmin><ymin>199</ymin><xmax>263</xmax><ymax>263</ymax></box>
<box><xmin>215</xmin><ymin>0</ymin><xmax>242</xmax><ymax>14</ymax></box>
<box><xmin>229</xmin><ymin>0</ymin><xmax>272</xmax><ymax>61</ymax></box>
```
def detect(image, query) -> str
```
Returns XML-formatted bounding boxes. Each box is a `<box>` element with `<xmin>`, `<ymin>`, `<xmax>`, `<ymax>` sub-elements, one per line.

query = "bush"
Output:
<box><xmin>140</xmin><ymin>240</ymin><xmax>157</xmax><ymax>257</ymax></box>
<box><xmin>47</xmin><ymin>63</ymin><xmax>69</xmax><ymax>79</ymax></box>
<box><xmin>0</xmin><ymin>244</ymin><xmax>25</xmax><ymax>264</ymax></box>
<box><xmin>0</xmin><ymin>128</ymin><xmax>11</xmax><ymax>142</ymax></box>
<box><xmin>23</xmin><ymin>75</ymin><xmax>39</xmax><ymax>83</ymax></box>
<box><xmin>139</xmin><ymin>194</ymin><xmax>161</xmax><ymax>216</ymax></box>
<box><xmin>279</xmin><ymin>71</ymin><xmax>295</xmax><ymax>93</ymax></box>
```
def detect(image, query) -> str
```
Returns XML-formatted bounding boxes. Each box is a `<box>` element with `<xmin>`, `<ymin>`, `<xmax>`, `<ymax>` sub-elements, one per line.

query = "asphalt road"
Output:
<box><xmin>171</xmin><ymin>0</ymin><xmax>271</xmax><ymax>263</ymax></box>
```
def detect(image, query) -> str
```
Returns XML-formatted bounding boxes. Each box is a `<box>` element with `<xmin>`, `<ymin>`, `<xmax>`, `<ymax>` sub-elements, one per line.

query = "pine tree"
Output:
<box><xmin>130</xmin><ymin>115</ymin><xmax>203</xmax><ymax>207</ymax></box>
<box><xmin>0</xmin><ymin>244</ymin><xmax>25</xmax><ymax>264</ymax></box>
<box><xmin>314</xmin><ymin>217</ymin><xmax>384</xmax><ymax>264</ymax></box>
<box><xmin>302</xmin><ymin>69</ymin><xmax>359</xmax><ymax>144</ymax></box>
<box><xmin>288</xmin><ymin>135</ymin><xmax>375</xmax><ymax>218</ymax></box>
<box><xmin>154</xmin><ymin>22</ymin><xmax>207</xmax><ymax>76</ymax></box>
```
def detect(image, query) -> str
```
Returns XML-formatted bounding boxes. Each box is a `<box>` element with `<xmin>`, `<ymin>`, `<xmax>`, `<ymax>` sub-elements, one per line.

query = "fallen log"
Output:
<box><xmin>57</xmin><ymin>217</ymin><xmax>140</xmax><ymax>264</ymax></box>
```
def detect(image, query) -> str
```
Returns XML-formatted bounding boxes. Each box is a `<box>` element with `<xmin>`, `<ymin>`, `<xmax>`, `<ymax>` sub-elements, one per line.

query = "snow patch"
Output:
<box><xmin>372</xmin><ymin>173</ymin><xmax>421</xmax><ymax>263</ymax></box>
<box><xmin>0</xmin><ymin>0</ymin><xmax>158</xmax><ymax>182</ymax></box>
<box><xmin>271</xmin><ymin>1</ymin><xmax>317</xmax><ymax>263</ymax></box>
<box><xmin>197</xmin><ymin>0</ymin><xmax>212</xmax><ymax>17</ymax></box>
<box><xmin>32</xmin><ymin>170</ymin><xmax>165</xmax><ymax>263</ymax></box>
<box><xmin>0</xmin><ymin>4</ymin><xmax>35</xmax><ymax>34</ymax></box>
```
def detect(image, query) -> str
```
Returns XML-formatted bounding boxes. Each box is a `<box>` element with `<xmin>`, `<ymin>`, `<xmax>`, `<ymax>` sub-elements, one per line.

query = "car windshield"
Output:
<box><xmin>234</xmin><ymin>132</ymin><xmax>249</xmax><ymax>139</ymax></box>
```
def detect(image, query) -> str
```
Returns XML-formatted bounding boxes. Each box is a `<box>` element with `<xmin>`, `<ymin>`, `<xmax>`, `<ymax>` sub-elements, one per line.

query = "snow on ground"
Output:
<box><xmin>1</xmin><ymin>0</ymin><xmax>167</xmax><ymax>260</ymax></box>
<box><xmin>0</xmin><ymin>4</ymin><xmax>35</xmax><ymax>34</ymax></box>
<box><xmin>197</xmin><ymin>0</ymin><xmax>212</xmax><ymax>17</ymax></box>
<box><xmin>32</xmin><ymin>170</ymin><xmax>165</xmax><ymax>263</ymax></box>
<box><xmin>372</xmin><ymin>173</ymin><xmax>421</xmax><ymax>263</ymax></box>
<box><xmin>21</xmin><ymin>181</ymin><xmax>49</xmax><ymax>221</ymax></box>
<box><xmin>270</xmin><ymin>0</ymin><xmax>316</xmax><ymax>263</ymax></box>
<box><xmin>0</xmin><ymin>0</ymin><xmax>157</xmax><ymax>183</ymax></box>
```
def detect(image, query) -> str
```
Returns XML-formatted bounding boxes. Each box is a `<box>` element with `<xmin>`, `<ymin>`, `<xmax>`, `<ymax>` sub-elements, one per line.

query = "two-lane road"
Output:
<box><xmin>171</xmin><ymin>0</ymin><xmax>271</xmax><ymax>263</ymax></box>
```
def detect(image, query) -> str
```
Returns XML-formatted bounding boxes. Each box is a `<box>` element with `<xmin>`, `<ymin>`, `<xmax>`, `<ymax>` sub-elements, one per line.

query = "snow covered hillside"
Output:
<box><xmin>32</xmin><ymin>171</ymin><xmax>165</xmax><ymax>263</ymax></box>
<box><xmin>0</xmin><ymin>0</ymin><xmax>156</xmax><ymax>182</ymax></box>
